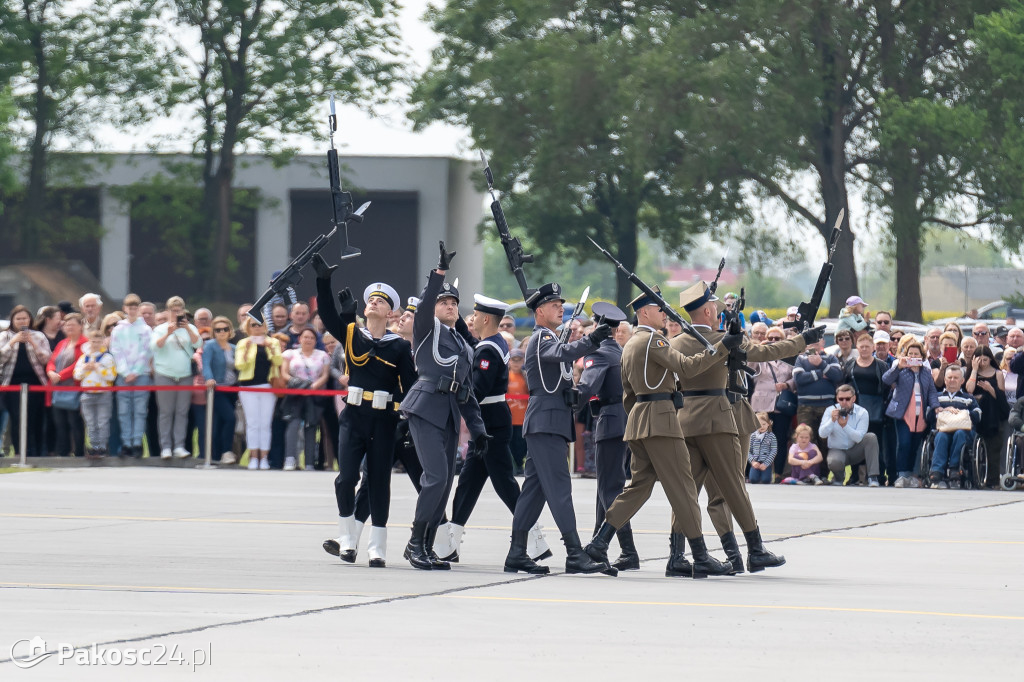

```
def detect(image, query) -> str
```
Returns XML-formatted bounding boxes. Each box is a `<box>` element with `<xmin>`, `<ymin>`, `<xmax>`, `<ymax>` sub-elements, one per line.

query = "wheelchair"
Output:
<box><xmin>1001</xmin><ymin>431</ymin><xmax>1024</xmax><ymax>491</ymax></box>
<box><xmin>918</xmin><ymin>429</ymin><xmax>987</xmax><ymax>489</ymax></box>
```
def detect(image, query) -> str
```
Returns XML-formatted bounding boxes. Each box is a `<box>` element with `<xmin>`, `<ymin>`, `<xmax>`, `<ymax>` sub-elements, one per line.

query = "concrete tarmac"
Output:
<box><xmin>0</xmin><ymin>467</ymin><xmax>1021</xmax><ymax>680</ymax></box>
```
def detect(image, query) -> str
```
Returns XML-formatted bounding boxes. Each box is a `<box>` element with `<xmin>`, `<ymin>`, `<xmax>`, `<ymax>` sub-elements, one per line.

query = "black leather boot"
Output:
<box><xmin>743</xmin><ymin>526</ymin><xmax>786</xmax><ymax>572</ymax></box>
<box><xmin>424</xmin><ymin>525</ymin><xmax>451</xmax><ymax>570</ymax></box>
<box><xmin>720</xmin><ymin>531</ymin><xmax>745</xmax><ymax>574</ymax></box>
<box><xmin>688</xmin><ymin>536</ymin><xmax>735</xmax><ymax>578</ymax></box>
<box><xmin>665</xmin><ymin>533</ymin><xmax>692</xmax><ymax>577</ymax></box>
<box><xmin>564</xmin><ymin>531</ymin><xmax>617</xmax><ymax>576</ymax></box>
<box><xmin>403</xmin><ymin>521</ymin><xmax>432</xmax><ymax>570</ymax></box>
<box><xmin>612</xmin><ymin>525</ymin><xmax>640</xmax><ymax>571</ymax></box>
<box><xmin>504</xmin><ymin>530</ymin><xmax>550</xmax><ymax>574</ymax></box>
<box><xmin>584</xmin><ymin>521</ymin><xmax>617</xmax><ymax>564</ymax></box>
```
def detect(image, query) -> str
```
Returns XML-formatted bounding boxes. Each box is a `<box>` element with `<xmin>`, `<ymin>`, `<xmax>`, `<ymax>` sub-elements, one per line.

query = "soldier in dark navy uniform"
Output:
<box><xmin>312</xmin><ymin>255</ymin><xmax>417</xmax><ymax>568</ymax></box>
<box><xmin>503</xmin><ymin>282</ymin><xmax>615</xmax><ymax>576</ymax></box>
<box><xmin>401</xmin><ymin>243</ymin><xmax>491</xmax><ymax>571</ymax></box>
<box><xmin>576</xmin><ymin>302</ymin><xmax>637</xmax><ymax>571</ymax></box>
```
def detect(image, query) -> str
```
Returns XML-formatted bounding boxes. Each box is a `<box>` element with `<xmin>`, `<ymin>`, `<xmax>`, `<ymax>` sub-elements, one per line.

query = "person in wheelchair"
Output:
<box><xmin>1008</xmin><ymin>397</ymin><xmax>1024</xmax><ymax>483</ymax></box>
<box><xmin>929</xmin><ymin>365</ymin><xmax>982</xmax><ymax>489</ymax></box>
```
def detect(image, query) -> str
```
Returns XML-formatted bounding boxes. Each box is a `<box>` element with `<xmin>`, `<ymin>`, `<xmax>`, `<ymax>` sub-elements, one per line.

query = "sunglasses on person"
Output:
<box><xmin>766</xmin><ymin>336</ymin><xmax>783</xmax><ymax>342</ymax></box>
<box><xmin>836</xmin><ymin>395</ymin><xmax>855</xmax><ymax>402</ymax></box>
<box><xmin>973</xmin><ymin>330</ymin><xmax>989</xmax><ymax>337</ymax></box>
<box><xmin>214</xmin><ymin>327</ymin><xmax>230</xmax><ymax>333</ymax></box>
<box><xmin>875</xmin><ymin>319</ymin><xmax>891</xmax><ymax>326</ymax></box>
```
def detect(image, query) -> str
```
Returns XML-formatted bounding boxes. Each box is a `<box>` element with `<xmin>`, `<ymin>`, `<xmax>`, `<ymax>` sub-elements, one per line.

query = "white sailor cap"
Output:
<box><xmin>405</xmin><ymin>296</ymin><xmax>420</xmax><ymax>313</ymax></box>
<box><xmin>363</xmin><ymin>282</ymin><xmax>399</xmax><ymax>310</ymax></box>
<box><xmin>473</xmin><ymin>294</ymin><xmax>509</xmax><ymax>317</ymax></box>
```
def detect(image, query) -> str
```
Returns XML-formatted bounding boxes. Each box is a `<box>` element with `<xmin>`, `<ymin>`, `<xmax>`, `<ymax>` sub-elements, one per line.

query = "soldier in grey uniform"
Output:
<box><xmin>576</xmin><ymin>302</ymin><xmax>637</xmax><ymax>570</ymax></box>
<box><xmin>401</xmin><ymin>243</ymin><xmax>491</xmax><ymax>570</ymax></box>
<box><xmin>504</xmin><ymin>282</ymin><xmax>615</xmax><ymax>575</ymax></box>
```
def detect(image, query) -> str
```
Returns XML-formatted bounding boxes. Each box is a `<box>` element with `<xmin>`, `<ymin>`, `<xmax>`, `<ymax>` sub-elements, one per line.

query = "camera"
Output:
<box><xmin>837</xmin><ymin>407</ymin><xmax>851</xmax><ymax>417</ymax></box>
<box><xmin>176</xmin><ymin>314</ymin><xmax>186</xmax><ymax>325</ymax></box>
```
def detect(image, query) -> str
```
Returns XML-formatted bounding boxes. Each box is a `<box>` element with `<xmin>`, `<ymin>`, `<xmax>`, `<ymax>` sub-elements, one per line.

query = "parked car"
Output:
<box><xmin>929</xmin><ymin>300</ymin><xmax>1024</xmax><ymax>337</ymax></box>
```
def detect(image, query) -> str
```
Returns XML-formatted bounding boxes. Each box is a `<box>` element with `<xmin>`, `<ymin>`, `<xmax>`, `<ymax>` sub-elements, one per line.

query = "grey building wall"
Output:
<box><xmin>68</xmin><ymin>153</ymin><xmax>485</xmax><ymax>309</ymax></box>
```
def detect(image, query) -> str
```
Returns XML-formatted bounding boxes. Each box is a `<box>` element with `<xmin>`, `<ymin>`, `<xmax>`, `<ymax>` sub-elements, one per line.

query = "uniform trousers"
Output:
<box><xmin>511</xmin><ymin>433</ymin><xmax>578</xmax><ymax>534</ymax></box>
<box><xmin>408</xmin><ymin>412</ymin><xmax>460</xmax><ymax>526</ymax></box>
<box><xmin>594</xmin><ymin>437</ymin><xmax>630</xmax><ymax>534</ymax></box>
<box><xmin>674</xmin><ymin>433</ymin><xmax>758</xmax><ymax>535</ymax></box>
<box><xmin>604</xmin><ymin>436</ymin><xmax>702</xmax><ymax>539</ymax></box>
<box><xmin>354</xmin><ymin>420</ymin><xmax>424</xmax><ymax>524</ymax></box>
<box><xmin>704</xmin><ymin>432</ymin><xmax>746</xmax><ymax>537</ymax></box>
<box><xmin>451</xmin><ymin>425</ymin><xmax>520</xmax><ymax>526</ymax></box>
<box><xmin>335</xmin><ymin>406</ymin><xmax>399</xmax><ymax>525</ymax></box>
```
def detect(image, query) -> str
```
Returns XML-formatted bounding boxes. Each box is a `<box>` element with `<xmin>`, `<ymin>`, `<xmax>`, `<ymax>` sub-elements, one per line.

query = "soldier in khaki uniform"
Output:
<box><xmin>669</xmin><ymin>281</ymin><xmax>823</xmax><ymax>573</ymax></box>
<box><xmin>585</xmin><ymin>289</ymin><xmax>741</xmax><ymax>579</ymax></box>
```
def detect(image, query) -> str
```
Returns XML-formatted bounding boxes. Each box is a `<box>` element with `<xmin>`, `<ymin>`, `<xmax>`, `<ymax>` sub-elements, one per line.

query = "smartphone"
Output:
<box><xmin>943</xmin><ymin>346</ymin><xmax>958</xmax><ymax>363</ymax></box>
<box><xmin>906</xmin><ymin>357</ymin><xmax>924</xmax><ymax>367</ymax></box>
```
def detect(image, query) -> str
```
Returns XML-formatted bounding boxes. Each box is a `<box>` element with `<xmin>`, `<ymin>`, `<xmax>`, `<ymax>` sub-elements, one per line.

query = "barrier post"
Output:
<box><xmin>203</xmin><ymin>384</ymin><xmax>214</xmax><ymax>469</ymax></box>
<box><xmin>14</xmin><ymin>383</ymin><xmax>29</xmax><ymax>468</ymax></box>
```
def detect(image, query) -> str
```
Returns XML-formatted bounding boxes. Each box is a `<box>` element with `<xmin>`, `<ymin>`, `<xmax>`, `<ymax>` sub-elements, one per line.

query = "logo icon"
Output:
<box><xmin>11</xmin><ymin>636</ymin><xmax>53</xmax><ymax>669</ymax></box>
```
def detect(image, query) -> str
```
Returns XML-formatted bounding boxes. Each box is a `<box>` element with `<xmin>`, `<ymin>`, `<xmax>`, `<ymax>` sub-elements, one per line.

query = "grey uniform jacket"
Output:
<box><xmin>522</xmin><ymin>325</ymin><xmax>597</xmax><ymax>441</ymax></box>
<box><xmin>576</xmin><ymin>337</ymin><xmax>627</xmax><ymax>442</ymax></box>
<box><xmin>399</xmin><ymin>270</ymin><xmax>486</xmax><ymax>439</ymax></box>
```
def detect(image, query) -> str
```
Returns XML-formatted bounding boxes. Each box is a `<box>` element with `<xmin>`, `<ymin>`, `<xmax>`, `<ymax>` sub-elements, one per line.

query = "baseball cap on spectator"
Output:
<box><xmin>510</xmin><ymin>348</ymin><xmax>525</xmax><ymax>359</ymax></box>
<box><xmin>873</xmin><ymin>330</ymin><xmax>890</xmax><ymax>343</ymax></box>
<box><xmin>786</xmin><ymin>306</ymin><xmax>798</xmax><ymax>316</ymax></box>
<box><xmin>749</xmin><ymin>310</ymin><xmax>773</xmax><ymax>326</ymax></box>
<box><xmin>58</xmin><ymin>301</ymin><xmax>76</xmax><ymax>315</ymax></box>
<box><xmin>846</xmin><ymin>295</ymin><xmax>867</xmax><ymax>307</ymax></box>
<box><xmin>994</xmin><ymin>325</ymin><xmax>1009</xmax><ymax>339</ymax></box>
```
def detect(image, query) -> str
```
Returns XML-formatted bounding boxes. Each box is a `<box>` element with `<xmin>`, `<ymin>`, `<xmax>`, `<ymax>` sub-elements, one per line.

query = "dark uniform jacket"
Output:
<box><xmin>670</xmin><ymin>325</ymin><xmax>806</xmax><ymax>437</ymax></box>
<box><xmin>316</xmin><ymin>275</ymin><xmax>416</xmax><ymax>409</ymax></box>
<box><xmin>471</xmin><ymin>332</ymin><xmax>512</xmax><ymax>430</ymax></box>
<box><xmin>577</xmin><ymin>338</ymin><xmax>626</xmax><ymax>442</ymax></box>
<box><xmin>622</xmin><ymin>326</ymin><xmax>723</xmax><ymax>441</ymax></box>
<box><xmin>399</xmin><ymin>271</ymin><xmax>486</xmax><ymax>438</ymax></box>
<box><xmin>522</xmin><ymin>326</ymin><xmax>596</xmax><ymax>441</ymax></box>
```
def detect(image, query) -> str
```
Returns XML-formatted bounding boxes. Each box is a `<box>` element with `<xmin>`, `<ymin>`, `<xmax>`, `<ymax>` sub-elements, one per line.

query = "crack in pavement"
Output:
<box><xmin>2</xmin><ymin>496</ymin><xmax>1021</xmax><ymax>665</ymax></box>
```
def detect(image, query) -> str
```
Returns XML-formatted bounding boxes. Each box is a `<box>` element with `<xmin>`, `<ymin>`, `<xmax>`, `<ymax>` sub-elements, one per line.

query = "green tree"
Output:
<box><xmin>411</xmin><ymin>0</ymin><xmax>743</xmax><ymax>309</ymax></box>
<box><xmin>0</xmin><ymin>87</ymin><xmax>17</xmax><ymax>205</ymax></box>
<box><xmin>0</xmin><ymin>0</ymin><xmax>170</xmax><ymax>258</ymax></box>
<box><xmin>168</xmin><ymin>0</ymin><xmax>404</xmax><ymax>299</ymax></box>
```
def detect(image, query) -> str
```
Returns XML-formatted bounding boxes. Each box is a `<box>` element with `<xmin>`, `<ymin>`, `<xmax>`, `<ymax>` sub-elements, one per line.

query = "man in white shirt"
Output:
<box><xmin>819</xmin><ymin>384</ymin><xmax>881</xmax><ymax>487</ymax></box>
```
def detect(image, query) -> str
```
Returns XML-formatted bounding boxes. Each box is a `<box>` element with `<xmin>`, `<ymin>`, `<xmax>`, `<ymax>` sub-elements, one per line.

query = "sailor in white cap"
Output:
<box><xmin>312</xmin><ymin>255</ymin><xmax>417</xmax><ymax>568</ymax></box>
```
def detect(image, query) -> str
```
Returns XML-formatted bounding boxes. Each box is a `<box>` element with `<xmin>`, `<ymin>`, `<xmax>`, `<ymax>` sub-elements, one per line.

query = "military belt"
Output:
<box><xmin>681</xmin><ymin>389</ymin><xmax>728</xmax><ymax>398</ymax></box>
<box><xmin>636</xmin><ymin>392</ymin><xmax>679</xmax><ymax>403</ymax></box>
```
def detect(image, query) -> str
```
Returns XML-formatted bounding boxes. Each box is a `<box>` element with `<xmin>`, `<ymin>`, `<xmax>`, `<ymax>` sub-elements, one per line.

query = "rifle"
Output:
<box><xmin>587</xmin><ymin>237</ymin><xmax>715</xmax><ymax>353</ymax></box>
<box><xmin>480</xmin><ymin>151</ymin><xmax>535</xmax><ymax>302</ymax></box>
<box><xmin>328</xmin><ymin>94</ymin><xmax>370</xmax><ymax>260</ymax></box>
<box><xmin>787</xmin><ymin>209</ymin><xmax>844</xmax><ymax>331</ymax></box>
<box><xmin>709</xmin><ymin>252</ymin><xmax>727</xmax><ymax>295</ymax></box>
<box><xmin>248</xmin><ymin>96</ymin><xmax>370</xmax><ymax>324</ymax></box>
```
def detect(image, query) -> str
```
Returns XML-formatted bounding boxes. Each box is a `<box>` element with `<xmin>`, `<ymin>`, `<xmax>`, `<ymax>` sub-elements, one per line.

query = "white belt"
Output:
<box><xmin>479</xmin><ymin>395</ymin><xmax>506</xmax><ymax>405</ymax></box>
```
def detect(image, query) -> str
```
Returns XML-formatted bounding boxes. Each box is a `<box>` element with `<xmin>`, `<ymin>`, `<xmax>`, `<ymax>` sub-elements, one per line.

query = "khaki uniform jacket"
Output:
<box><xmin>621</xmin><ymin>325</ymin><xmax>723</xmax><ymax>441</ymax></box>
<box><xmin>671</xmin><ymin>326</ymin><xmax>807</xmax><ymax>437</ymax></box>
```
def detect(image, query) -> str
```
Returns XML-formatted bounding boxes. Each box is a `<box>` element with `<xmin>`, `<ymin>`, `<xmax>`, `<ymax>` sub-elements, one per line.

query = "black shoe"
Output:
<box><xmin>688</xmin><ymin>536</ymin><xmax>735</xmax><ymax>578</ymax></box>
<box><xmin>322</xmin><ymin>539</ymin><xmax>341</xmax><ymax>557</ymax></box>
<box><xmin>612</xmin><ymin>525</ymin><xmax>640</xmax><ymax>571</ymax></box>
<box><xmin>719</xmin><ymin>531</ymin><xmax>745</xmax><ymax>575</ymax></box>
<box><xmin>424</xmin><ymin>525</ymin><xmax>451</xmax><ymax>570</ymax></box>
<box><xmin>369</xmin><ymin>558</ymin><xmax>386</xmax><ymax>568</ymax></box>
<box><xmin>564</xmin><ymin>531</ymin><xmax>616</xmax><ymax>576</ymax></box>
<box><xmin>403</xmin><ymin>521</ymin><xmax>432</xmax><ymax>570</ymax></box>
<box><xmin>504</xmin><ymin>530</ymin><xmax>550</xmax><ymax>574</ymax></box>
<box><xmin>665</xmin><ymin>533</ymin><xmax>692</xmax><ymax>577</ymax></box>
<box><xmin>743</xmin><ymin>526</ymin><xmax>786</xmax><ymax>572</ymax></box>
<box><xmin>584</xmin><ymin>521</ymin><xmax>616</xmax><ymax>564</ymax></box>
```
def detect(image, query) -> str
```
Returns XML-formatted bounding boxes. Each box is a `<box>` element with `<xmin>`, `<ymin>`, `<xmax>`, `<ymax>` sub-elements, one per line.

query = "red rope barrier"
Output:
<box><xmin>0</xmin><ymin>383</ymin><xmax>533</xmax><ymax>400</ymax></box>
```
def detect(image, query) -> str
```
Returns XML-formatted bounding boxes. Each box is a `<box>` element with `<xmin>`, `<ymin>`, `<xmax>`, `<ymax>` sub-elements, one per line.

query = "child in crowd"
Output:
<box><xmin>747</xmin><ymin>412</ymin><xmax>777</xmax><ymax>484</ymax></box>
<box><xmin>73</xmin><ymin>330</ymin><xmax>117</xmax><ymax>458</ymax></box>
<box><xmin>784</xmin><ymin>423</ymin><xmax>824</xmax><ymax>485</ymax></box>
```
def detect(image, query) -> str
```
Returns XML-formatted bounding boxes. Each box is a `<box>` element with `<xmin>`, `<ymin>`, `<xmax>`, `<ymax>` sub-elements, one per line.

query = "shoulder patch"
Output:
<box><xmin>656</xmin><ymin>339</ymin><xmax>667</xmax><ymax>348</ymax></box>
<box><xmin>479</xmin><ymin>359</ymin><xmax>490</xmax><ymax>370</ymax></box>
<box><xmin>584</xmin><ymin>358</ymin><xmax>594</xmax><ymax>368</ymax></box>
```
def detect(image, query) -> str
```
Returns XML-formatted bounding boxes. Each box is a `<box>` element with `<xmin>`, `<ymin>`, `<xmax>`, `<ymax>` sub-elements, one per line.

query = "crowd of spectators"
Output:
<box><xmin>2</xmin><ymin>289</ymin><xmax>1023</xmax><ymax>491</ymax></box>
